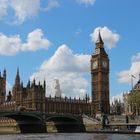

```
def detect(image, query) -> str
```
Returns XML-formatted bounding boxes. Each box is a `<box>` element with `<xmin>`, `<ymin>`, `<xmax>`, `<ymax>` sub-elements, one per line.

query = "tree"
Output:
<box><xmin>127</xmin><ymin>90</ymin><xmax>140</xmax><ymax>115</ymax></box>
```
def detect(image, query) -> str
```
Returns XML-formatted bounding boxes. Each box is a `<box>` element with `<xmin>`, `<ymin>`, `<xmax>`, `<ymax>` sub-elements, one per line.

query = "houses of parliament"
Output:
<box><xmin>0</xmin><ymin>32</ymin><xmax>110</xmax><ymax>115</ymax></box>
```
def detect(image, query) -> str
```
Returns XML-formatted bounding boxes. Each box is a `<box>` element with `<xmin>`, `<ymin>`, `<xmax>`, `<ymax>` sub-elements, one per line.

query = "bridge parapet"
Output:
<box><xmin>0</xmin><ymin>110</ymin><xmax>85</xmax><ymax>133</ymax></box>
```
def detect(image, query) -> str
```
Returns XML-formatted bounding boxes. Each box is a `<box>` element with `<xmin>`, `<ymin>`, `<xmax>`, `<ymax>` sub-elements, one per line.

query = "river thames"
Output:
<box><xmin>0</xmin><ymin>133</ymin><xmax>140</xmax><ymax>140</ymax></box>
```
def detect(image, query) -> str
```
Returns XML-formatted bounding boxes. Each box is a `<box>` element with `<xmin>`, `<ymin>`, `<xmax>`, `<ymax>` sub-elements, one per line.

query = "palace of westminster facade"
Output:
<box><xmin>0</xmin><ymin>32</ymin><xmax>110</xmax><ymax>115</ymax></box>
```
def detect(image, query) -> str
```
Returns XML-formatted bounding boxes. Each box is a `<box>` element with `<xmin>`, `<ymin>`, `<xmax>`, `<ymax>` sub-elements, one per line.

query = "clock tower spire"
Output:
<box><xmin>96</xmin><ymin>29</ymin><xmax>104</xmax><ymax>47</ymax></box>
<box><xmin>91</xmin><ymin>30</ymin><xmax>110</xmax><ymax>115</ymax></box>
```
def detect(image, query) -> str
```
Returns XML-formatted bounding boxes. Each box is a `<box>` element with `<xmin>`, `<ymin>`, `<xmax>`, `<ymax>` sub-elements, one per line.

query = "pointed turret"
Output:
<box><xmin>44</xmin><ymin>80</ymin><xmax>46</xmax><ymax>89</ymax></box>
<box><xmin>27</xmin><ymin>79</ymin><xmax>30</xmax><ymax>88</ymax></box>
<box><xmin>96</xmin><ymin>29</ymin><xmax>104</xmax><ymax>47</ymax></box>
<box><xmin>3</xmin><ymin>68</ymin><xmax>6</xmax><ymax>80</ymax></box>
<box><xmin>33</xmin><ymin>78</ymin><xmax>36</xmax><ymax>86</ymax></box>
<box><xmin>85</xmin><ymin>93</ymin><xmax>88</xmax><ymax>103</ymax></box>
<box><xmin>93</xmin><ymin>29</ymin><xmax>107</xmax><ymax>55</ymax></box>
<box><xmin>15</xmin><ymin>68</ymin><xmax>20</xmax><ymax>85</ymax></box>
<box><xmin>95</xmin><ymin>29</ymin><xmax>104</xmax><ymax>50</ymax></box>
<box><xmin>17</xmin><ymin>67</ymin><xmax>19</xmax><ymax>75</ymax></box>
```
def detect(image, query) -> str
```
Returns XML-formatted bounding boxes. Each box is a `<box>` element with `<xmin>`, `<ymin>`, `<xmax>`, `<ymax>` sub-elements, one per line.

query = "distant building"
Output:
<box><xmin>52</xmin><ymin>79</ymin><xmax>61</xmax><ymax>98</ymax></box>
<box><xmin>110</xmin><ymin>98</ymin><xmax>124</xmax><ymax>115</ymax></box>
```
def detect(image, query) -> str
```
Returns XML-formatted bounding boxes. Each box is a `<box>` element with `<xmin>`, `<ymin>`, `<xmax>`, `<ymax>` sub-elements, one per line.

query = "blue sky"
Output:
<box><xmin>0</xmin><ymin>0</ymin><xmax>140</xmax><ymax>100</ymax></box>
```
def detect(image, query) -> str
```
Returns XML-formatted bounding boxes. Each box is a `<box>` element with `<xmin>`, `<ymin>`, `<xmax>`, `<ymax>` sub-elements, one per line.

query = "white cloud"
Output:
<box><xmin>118</xmin><ymin>52</ymin><xmax>140</xmax><ymax>84</ymax></box>
<box><xmin>90</xmin><ymin>26</ymin><xmax>120</xmax><ymax>49</ymax></box>
<box><xmin>0</xmin><ymin>28</ymin><xmax>51</xmax><ymax>55</ymax></box>
<box><xmin>31</xmin><ymin>44</ymin><xmax>90</xmax><ymax>98</ymax></box>
<box><xmin>77</xmin><ymin>0</ymin><xmax>96</xmax><ymax>6</ymax></box>
<box><xmin>0</xmin><ymin>33</ymin><xmax>21</xmax><ymax>55</ymax></box>
<box><xmin>22</xmin><ymin>29</ymin><xmax>51</xmax><ymax>51</ymax></box>
<box><xmin>0</xmin><ymin>0</ymin><xmax>8</xmax><ymax>19</ymax></box>
<box><xmin>131</xmin><ymin>52</ymin><xmax>140</xmax><ymax>62</ymax></box>
<box><xmin>10</xmin><ymin>0</ymin><xmax>40</xmax><ymax>24</ymax></box>
<box><xmin>0</xmin><ymin>0</ymin><xmax>60</xmax><ymax>24</ymax></box>
<box><xmin>45</xmin><ymin>0</ymin><xmax>59</xmax><ymax>11</ymax></box>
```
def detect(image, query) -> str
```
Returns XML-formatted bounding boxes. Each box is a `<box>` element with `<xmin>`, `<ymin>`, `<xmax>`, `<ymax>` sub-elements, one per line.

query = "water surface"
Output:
<box><xmin>0</xmin><ymin>133</ymin><xmax>140</xmax><ymax>140</ymax></box>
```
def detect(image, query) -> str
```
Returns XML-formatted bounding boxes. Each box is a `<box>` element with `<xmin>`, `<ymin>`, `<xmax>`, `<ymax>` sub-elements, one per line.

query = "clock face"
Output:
<box><xmin>102</xmin><ymin>61</ymin><xmax>107</xmax><ymax>68</ymax></box>
<box><xmin>92</xmin><ymin>61</ymin><xmax>98</xmax><ymax>69</ymax></box>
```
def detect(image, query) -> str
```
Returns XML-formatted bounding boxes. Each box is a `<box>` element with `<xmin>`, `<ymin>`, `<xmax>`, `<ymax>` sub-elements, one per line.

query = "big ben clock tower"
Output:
<box><xmin>91</xmin><ymin>31</ymin><xmax>110</xmax><ymax>114</ymax></box>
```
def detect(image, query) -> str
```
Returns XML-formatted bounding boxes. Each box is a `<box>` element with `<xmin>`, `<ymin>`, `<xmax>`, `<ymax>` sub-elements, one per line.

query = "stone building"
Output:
<box><xmin>123</xmin><ymin>75</ymin><xmax>140</xmax><ymax>115</ymax></box>
<box><xmin>0</xmin><ymin>31</ymin><xmax>110</xmax><ymax>116</ymax></box>
<box><xmin>90</xmin><ymin>31</ymin><xmax>110</xmax><ymax>114</ymax></box>
<box><xmin>0</xmin><ymin>69</ymin><xmax>6</xmax><ymax>104</ymax></box>
<box><xmin>0</xmin><ymin>68</ymin><xmax>91</xmax><ymax>115</ymax></box>
<box><xmin>0</xmin><ymin>69</ymin><xmax>46</xmax><ymax>112</ymax></box>
<box><xmin>110</xmin><ymin>99</ymin><xmax>124</xmax><ymax>115</ymax></box>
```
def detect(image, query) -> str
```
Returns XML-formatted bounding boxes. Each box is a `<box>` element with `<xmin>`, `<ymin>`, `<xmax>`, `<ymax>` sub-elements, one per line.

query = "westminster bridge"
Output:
<box><xmin>0</xmin><ymin>110</ymin><xmax>85</xmax><ymax>133</ymax></box>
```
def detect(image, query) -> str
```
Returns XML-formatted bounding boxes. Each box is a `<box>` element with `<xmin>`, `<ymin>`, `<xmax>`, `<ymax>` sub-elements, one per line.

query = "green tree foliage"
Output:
<box><xmin>127</xmin><ymin>91</ymin><xmax>140</xmax><ymax>113</ymax></box>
